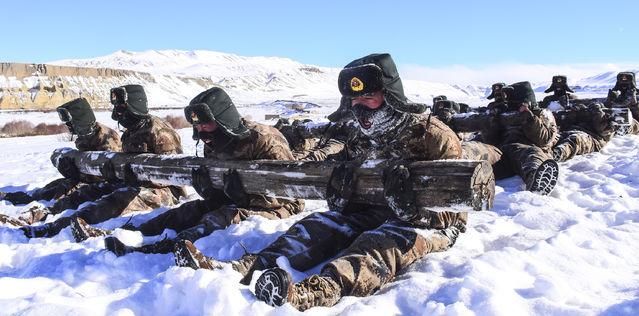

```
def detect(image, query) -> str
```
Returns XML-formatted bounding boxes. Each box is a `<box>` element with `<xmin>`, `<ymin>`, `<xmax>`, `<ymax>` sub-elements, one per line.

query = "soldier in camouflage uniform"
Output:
<box><xmin>19</xmin><ymin>84</ymin><xmax>184</xmax><ymax>239</ymax></box>
<box><xmin>274</xmin><ymin>117</ymin><xmax>350</xmax><ymax>162</ymax></box>
<box><xmin>73</xmin><ymin>87</ymin><xmax>305</xmax><ymax>255</ymax></box>
<box><xmin>605</xmin><ymin>72</ymin><xmax>639</xmax><ymax>135</ymax></box>
<box><xmin>536</xmin><ymin>78</ymin><xmax>615</xmax><ymax>162</ymax></box>
<box><xmin>483</xmin><ymin>81</ymin><xmax>560</xmax><ymax>195</ymax></box>
<box><xmin>432</xmin><ymin>99</ymin><xmax>502</xmax><ymax>165</ymax></box>
<box><xmin>540</xmin><ymin>75</ymin><xmax>578</xmax><ymax>110</ymax></box>
<box><xmin>172</xmin><ymin>53</ymin><xmax>466</xmax><ymax>311</ymax></box>
<box><xmin>0</xmin><ymin>98</ymin><xmax>121</xmax><ymax>226</ymax></box>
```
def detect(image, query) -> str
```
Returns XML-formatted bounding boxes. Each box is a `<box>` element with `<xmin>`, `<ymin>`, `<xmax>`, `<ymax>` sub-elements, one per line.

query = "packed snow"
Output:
<box><xmin>1</xmin><ymin>105</ymin><xmax>638</xmax><ymax>315</ymax></box>
<box><xmin>1</xmin><ymin>50</ymin><xmax>638</xmax><ymax>315</ymax></box>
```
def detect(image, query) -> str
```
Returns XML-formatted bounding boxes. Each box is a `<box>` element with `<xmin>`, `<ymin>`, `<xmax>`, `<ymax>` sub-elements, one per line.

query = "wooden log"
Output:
<box><xmin>448</xmin><ymin>108</ymin><xmax>631</xmax><ymax>134</ymax></box>
<box><xmin>50</xmin><ymin>149</ymin><xmax>495</xmax><ymax>212</ymax></box>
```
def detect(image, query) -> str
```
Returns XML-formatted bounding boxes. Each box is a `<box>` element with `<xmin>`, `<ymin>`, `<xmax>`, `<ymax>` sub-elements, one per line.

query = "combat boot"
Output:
<box><xmin>70</xmin><ymin>217</ymin><xmax>110</xmax><ymax>242</ymax></box>
<box><xmin>104</xmin><ymin>236</ymin><xmax>176</xmax><ymax>256</ymax></box>
<box><xmin>1</xmin><ymin>191</ymin><xmax>34</xmax><ymax>205</ymax></box>
<box><xmin>526</xmin><ymin>159</ymin><xmax>559</xmax><ymax>195</ymax></box>
<box><xmin>173</xmin><ymin>239</ymin><xmax>224</xmax><ymax>270</ymax></box>
<box><xmin>0</xmin><ymin>214</ymin><xmax>28</xmax><ymax>227</ymax></box>
<box><xmin>255</xmin><ymin>268</ymin><xmax>342</xmax><ymax>311</ymax></box>
<box><xmin>20</xmin><ymin>218</ymin><xmax>69</xmax><ymax>238</ymax></box>
<box><xmin>104</xmin><ymin>237</ymin><xmax>133</xmax><ymax>256</ymax></box>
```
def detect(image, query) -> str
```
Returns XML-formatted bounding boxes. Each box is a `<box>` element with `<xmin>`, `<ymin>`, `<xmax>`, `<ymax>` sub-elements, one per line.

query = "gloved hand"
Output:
<box><xmin>326</xmin><ymin>163</ymin><xmax>358</xmax><ymax>212</ymax></box>
<box><xmin>223</xmin><ymin>169</ymin><xmax>250</xmax><ymax>207</ymax></box>
<box><xmin>192</xmin><ymin>166</ymin><xmax>217</xmax><ymax>200</ymax></box>
<box><xmin>123</xmin><ymin>163</ymin><xmax>142</xmax><ymax>187</ymax></box>
<box><xmin>383</xmin><ymin>163</ymin><xmax>418</xmax><ymax>221</ymax></box>
<box><xmin>57</xmin><ymin>156</ymin><xmax>80</xmax><ymax>180</ymax></box>
<box><xmin>100</xmin><ymin>160</ymin><xmax>119</xmax><ymax>182</ymax></box>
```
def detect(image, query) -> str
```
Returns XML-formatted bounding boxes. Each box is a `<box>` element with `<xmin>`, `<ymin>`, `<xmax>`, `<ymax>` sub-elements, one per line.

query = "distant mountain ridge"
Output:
<box><xmin>0</xmin><ymin>49</ymin><xmax>632</xmax><ymax>110</ymax></box>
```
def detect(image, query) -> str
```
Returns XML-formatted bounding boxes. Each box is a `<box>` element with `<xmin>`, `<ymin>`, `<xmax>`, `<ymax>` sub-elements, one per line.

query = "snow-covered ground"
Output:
<box><xmin>1</xmin><ymin>102</ymin><xmax>638</xmax><ymax>315</ymax></box>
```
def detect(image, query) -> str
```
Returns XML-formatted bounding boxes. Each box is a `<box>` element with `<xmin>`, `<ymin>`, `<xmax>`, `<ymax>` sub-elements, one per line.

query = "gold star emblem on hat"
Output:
<box><xmin>190</xmin><ymin>112</ymin><xmax>199</xmax><ymax>123</ymax></box>
<box><xmin>351</xmin><ymin>77</ymin><xmax>364</xmax><ymax>92</ymax></box>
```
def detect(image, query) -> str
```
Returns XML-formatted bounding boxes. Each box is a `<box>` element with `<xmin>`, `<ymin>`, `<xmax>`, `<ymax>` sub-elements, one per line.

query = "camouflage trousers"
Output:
<box><xmin>239</xmin><ymin>207</ymin><xmax>466</xmax><ymax>297</ymax></box>
<box><xmin>461</xmin><ymin>141</ymin><xmax>502</xmax><ymax>165</ymax></box>
<box><xmin>2</xmin><ymin>178</ymin><xmax>82</xmax><ymax>205</ymax></box>
<box><xmin>553</xmin><ymin>130</ymin><xmax>607</xmax><ymax>162</ymax></box>
<box><xmin>501</xmin><ymin>143</ymin><xmax>553</xmax><ymax>186</ymax></box>
<box><xmin>44</xmin><ymin>182</ymin><xmax>183</xmax><ymax>235</ymax></box>
<box><xmin>133</xmin><ymin>197</ymin><xmax>305</xmax><ymax>242</ymax></box>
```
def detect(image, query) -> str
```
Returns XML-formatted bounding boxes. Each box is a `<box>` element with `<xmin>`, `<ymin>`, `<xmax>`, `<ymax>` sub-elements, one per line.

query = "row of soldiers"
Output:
<box><xmin>0</xmin><ymin>53</ymin><xmax>637</xmax><ymax>311</ymax></box>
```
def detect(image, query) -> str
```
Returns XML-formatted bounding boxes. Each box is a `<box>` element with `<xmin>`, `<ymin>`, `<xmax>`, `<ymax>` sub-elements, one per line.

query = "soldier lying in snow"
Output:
<box><xmin>172</xmin><ymin>53</ymin><xmax>468</xmax><ymax>311</ymax></box>
<box><xmin>19</xmin><ymin>84</ymin><xmax>185</xmax><ymax>240</ymax></box>
<box><xmin>481</xmin><ymin>81</ymin><xmax>560</xmax><ymax>195</ymax></box>
<box><xmin>72</xmin><ymin>87</ymin><xmax>304</xmax><ymax>255</ymax></box>
<box><xmin>0</xmin><ymin>98</ymin><xmax>121</xmax><ymax>226</ymax></box>
<box><xmin>535</xmin><ymin>76</ymin><xmax>616</xmax><ymax>162</ymax></box>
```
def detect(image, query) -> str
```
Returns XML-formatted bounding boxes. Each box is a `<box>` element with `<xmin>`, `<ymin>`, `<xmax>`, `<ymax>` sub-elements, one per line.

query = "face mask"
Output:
<box><xmin>351</xmin><ymin>101</ymin><xmax>407</xmax><ymax>140</ymax></box>
<box><xmin>118</xmin><ymin>111</ymin><xmax>144</xmax><ymax>130</ymax></box>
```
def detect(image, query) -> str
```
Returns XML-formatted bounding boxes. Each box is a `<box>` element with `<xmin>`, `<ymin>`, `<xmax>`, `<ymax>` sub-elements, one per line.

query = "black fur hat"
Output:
<box><xmin>487</xmin><ymin>83</ymin><xmax>506</xmax><ymax>100</ymax></box>
<box><xmin>433</xmin><ymin>100</ymin><xmax>461</xmax><ymax>116</ymax></box>
<box><xmin>544</xmin><ymin>75</ymin><xmax>574</xmax><ymax>93</ymax></box>
<box><xmin>337</xmin><ymin>53</ymin><xmax>426</xmax><ymax>114</ymax></box>
<box><xmin>613</xmin><ymin>72</ymin><xmax>637</xmax><ymax>90</ymax></box>
<box><xmin>504</xmin><ymin>81</ymin><xmax>538</xmax><ymax>110</ymax></box>
<box><xmin>57</xmin><ymin>97</ymin><xmax>96</xmax><ymax>136</ymax></box>
<box><xmin>185</xmin><ymin>87</ymin><xmax>249</xmax><ymax>138</ymax></box>
<box><xmin>110</xmin><ymin>84</ymin><xmax>149</xmax><ymax>117</ymax></box>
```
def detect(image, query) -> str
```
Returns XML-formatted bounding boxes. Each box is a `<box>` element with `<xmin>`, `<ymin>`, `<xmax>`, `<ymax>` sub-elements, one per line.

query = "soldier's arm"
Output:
<box><xmin>153</xmin><ymin>128</ymin><xmax>183</xmax><ymax>155</ymax></box>
<box><xmin>256</xmin><ymin>134</ymin><xmax>296</xmax><ymax>160</ymax></box>
<box><xmin>522</xmin><ymin>109</ymin><xmax>559</xmax><ymax>148</ymax></box>
<box><xmin>296</xmin><ymin>139</ymin><xmax>346</xmax><ymax>161</ymax></box>
<box><xmin>422</xmin><ymin>118</ymin><xmax>463</xmax><ymax>160</ymax></box>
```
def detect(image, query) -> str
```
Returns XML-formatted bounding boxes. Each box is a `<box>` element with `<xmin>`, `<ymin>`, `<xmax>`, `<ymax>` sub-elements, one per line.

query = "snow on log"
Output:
<box><xmin>50</xmin><ymin>148</ymin><xmax>495</xmax><ymax>212</ymax></box>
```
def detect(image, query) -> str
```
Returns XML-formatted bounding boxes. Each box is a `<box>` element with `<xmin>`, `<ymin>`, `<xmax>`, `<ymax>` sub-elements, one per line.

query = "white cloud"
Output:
<box><xmin>399</xmin><ymin>63</ymin><xmax>638</xmax><ymax>86</ymax></box>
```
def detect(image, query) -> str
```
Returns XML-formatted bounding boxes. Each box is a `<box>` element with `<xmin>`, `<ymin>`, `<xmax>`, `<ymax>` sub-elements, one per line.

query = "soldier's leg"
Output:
<box><xmin>174</xmin><ymin>206</ymin><xmax>390</xmax><ymax>283</ymax></box>
<box><xmin>30</xmin><ymin>178</ymin><xmax>82</xmax><ymax>202</ymax></box>
<box><xmin>502</xmin><ymin>143</ymin><xmax>558</xmax><ymax>194</ymax></box>
<box><xmin>461</xmin><ymin>141</ymin><xmax>502</xmax><ymax>165</ymax></box>
<box><xmin>255</xmin><ymin>218</ymin><xmax>464</xmax><ymax>310</ymax></box>
<box><xmin>553</xmin><ymin>131</ymin><xmax>602</xmax><ymax>162</ymax></box>
<box><xmin>49</xmin><ymin>181</ymin><xmax>125</xmax><ymax>215</ymax></box>
<box><xmin>134</xmin><ymin>199</ymin><xmax>210</xmax><ymax>236</ymax></box>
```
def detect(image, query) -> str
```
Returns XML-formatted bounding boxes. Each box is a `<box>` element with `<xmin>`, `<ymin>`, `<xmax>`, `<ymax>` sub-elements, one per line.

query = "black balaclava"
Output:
<box><xmin>184</xmin><ymin>87</ymin><xmax>249</xmax><ymax>154</ymax></box>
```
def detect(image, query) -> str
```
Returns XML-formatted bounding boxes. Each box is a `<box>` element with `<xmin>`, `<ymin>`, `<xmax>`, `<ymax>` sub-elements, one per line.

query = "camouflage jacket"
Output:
<box><xmin>73</xmin><ymin>122</ymin><xmax>122</xmax><ymax>183</ymax></box>
<box><xmin>204</xmin><ymin>119</ymin><xmax>294</xmax><ymax>160</ymax></box>
<box><xmin>484</xmin><ymin>109</ymin><xmax>559</xmax><ymax>151</ymax></box>
<box><xmin>121</xmin><ymin>116</ymin><xmax>183</xmax><ymax>154</ymax></box>
<box><xmin>203</xmin><ymin>119</ymin><xmax>300</xmax><ymax>209</ymax></box>
<box><xmin>341</xmin><ymin>114</ymin><xmax>464</xmax><ymax>229</ymax></box>
<box><xmin>343</xmin><ymin>114</ymin><xmax>462</xmax><ymax>161</ymax></box>
<box><xmin>75</xmin><ymin>122</ymin><xmax>121</xmax><ymax>152</ymax></box>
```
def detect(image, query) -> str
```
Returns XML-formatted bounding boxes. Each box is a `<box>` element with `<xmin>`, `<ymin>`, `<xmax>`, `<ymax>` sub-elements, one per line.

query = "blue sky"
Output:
<box><xmin>2</xmin><ymin>0</ymin><xmax>637</xmax><ymax>68</ymax></box>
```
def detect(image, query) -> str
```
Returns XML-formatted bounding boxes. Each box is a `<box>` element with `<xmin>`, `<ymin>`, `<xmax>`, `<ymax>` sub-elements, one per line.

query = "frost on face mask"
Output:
<box><xmin>351</xmin><ymin>102</ymin><xmax>408</xmax><ymax>141</ymax></box>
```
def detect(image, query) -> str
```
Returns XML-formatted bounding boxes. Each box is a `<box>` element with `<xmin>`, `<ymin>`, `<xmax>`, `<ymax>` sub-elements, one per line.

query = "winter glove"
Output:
<box><xmin>192</xmin><ymin>166</ymin><xmax>218</xmax><ymax>200</ymax></box>
<box><xmin>223</xmin><ymin>169</ymin><xmax>250</xmax><ymax>207</ymax></box>
<box><xmin>123</xmin><ymin>163</ymin><xmax>142</xmax><ymax>187</ymax></box>
<box><xmin>57</xmin><ymin>156</ymin><xmax>80</xmax><ymax>180</ymax></box>
<box><xmin>326</xmin><ymin>163</ymin><xmax>358</xmax><ymax>212</ymax></box>
<box><xmin>383</xmin><ymin>162</ymin><xmax>419</xmax><ymax>221</ymax></box>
